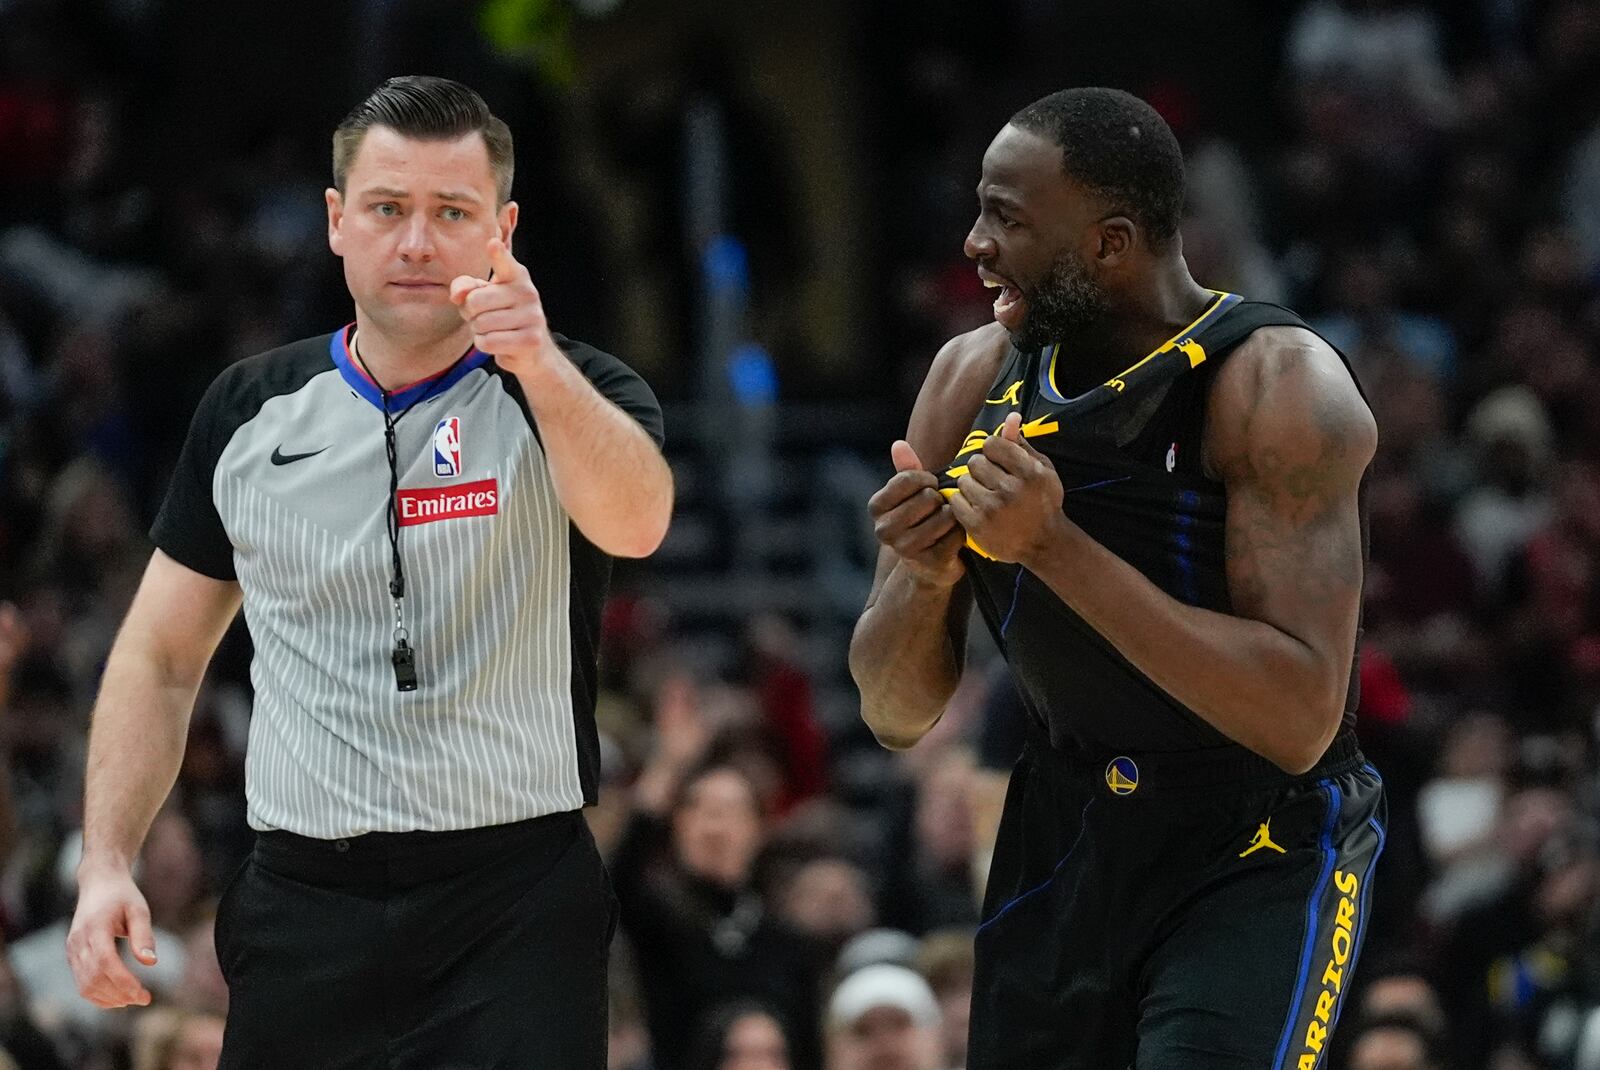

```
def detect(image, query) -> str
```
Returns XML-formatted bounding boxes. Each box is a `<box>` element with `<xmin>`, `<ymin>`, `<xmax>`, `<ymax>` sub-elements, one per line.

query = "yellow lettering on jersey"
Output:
<box><xmin>1105</xmin><ymin>377</ymin><xmax>1127</xmax><ymax>392</ymax></box>
<box><xmin>955</xmin><ymin>429</ymin><xmax>990</xmax><ymax>458</ymax></box>
<box><xmin>1296</xmin><ymin>868</ymin><xmax>1362</xmax><ymax>1068</ymax></box>
<box><xmin>986</xmin><ymin>380</ymin><xmax>1023</xmax><ymax>406</ymax></box>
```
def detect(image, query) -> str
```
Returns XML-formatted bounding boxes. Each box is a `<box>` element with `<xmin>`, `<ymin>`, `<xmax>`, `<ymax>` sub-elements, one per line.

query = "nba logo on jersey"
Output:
<box><xmin>1166</xmin><ymin>442</ymin><xmax>1178</xmax><ymax>473</ymax></box>
<box><xmin>433</xmin><ymin>417</ymin><xmax>462</xmax><ymax>478</ymax></box>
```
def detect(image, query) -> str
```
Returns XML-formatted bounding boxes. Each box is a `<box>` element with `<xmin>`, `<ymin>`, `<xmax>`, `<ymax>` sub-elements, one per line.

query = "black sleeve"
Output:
<box><xmin>554</xmin><ymin>333</ymin><xmax>665</xmax><ymax>448</ymax></box>
<box><xmin>150</xmin><ymin>368</ymin><xmax>239</xmax><ymax>581</ymax></box>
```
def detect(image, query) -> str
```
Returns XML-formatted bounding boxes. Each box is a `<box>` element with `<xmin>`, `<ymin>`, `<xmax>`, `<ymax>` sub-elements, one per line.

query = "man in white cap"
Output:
<box><xmin>826</xmin><ymin>963</ymin><xmax>945</xmax><ymax>1070</ymax></box>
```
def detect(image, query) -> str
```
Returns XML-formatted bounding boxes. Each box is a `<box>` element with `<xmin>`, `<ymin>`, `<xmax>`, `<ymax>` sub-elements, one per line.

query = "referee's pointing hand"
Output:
<box><xmin>450</xmin><ymin>238</ymin><xmax>561</xmax><ymax>386</ymax></box>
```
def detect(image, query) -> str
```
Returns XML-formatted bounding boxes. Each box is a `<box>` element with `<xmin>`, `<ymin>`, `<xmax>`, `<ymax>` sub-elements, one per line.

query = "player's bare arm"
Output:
<box><xmin>452</xmin><ymin>239</ymin><xmax>673</xmax><ymax>559</ymax></box>
<box><xmin>850</xmin><ymin>322</ymin><xmax>1010</xmax><ymax>750</ymax></box>
<box><xmin>69</xmin><ymin>551</ymin><xmax>242</xmax><ymax>1008</ymax></box>
<box><xmin>948</xmin><ymin>327</ymin><xmax>1374</xmax><ymax>772</ymax></box>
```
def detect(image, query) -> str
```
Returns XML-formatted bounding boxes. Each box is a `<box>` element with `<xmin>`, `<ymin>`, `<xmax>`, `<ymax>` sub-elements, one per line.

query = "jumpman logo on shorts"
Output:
<box><xmin>1239</xmin><ymin>820</ymin><xmax>1286</xmax><ymax>858</ymax></box>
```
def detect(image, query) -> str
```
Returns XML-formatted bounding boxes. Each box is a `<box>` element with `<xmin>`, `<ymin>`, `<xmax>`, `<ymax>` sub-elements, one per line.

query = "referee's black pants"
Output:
<box><xmin>215</xmin><ymin>810</ymin><xmax>616</xmax><ymax>1070</ymax></box>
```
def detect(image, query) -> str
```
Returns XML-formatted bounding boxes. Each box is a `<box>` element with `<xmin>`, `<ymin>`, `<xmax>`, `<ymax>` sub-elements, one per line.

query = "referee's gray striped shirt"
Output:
<box><xmin>152</xmin><ymin>327</ymin><xmax>662</xmax><ymax>838</ymax></box>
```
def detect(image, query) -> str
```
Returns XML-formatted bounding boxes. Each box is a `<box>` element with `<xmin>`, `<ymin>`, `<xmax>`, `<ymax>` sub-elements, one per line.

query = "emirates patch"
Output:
<box><xmin>397</xmin><ymin>479</ymin><xmax>499</xmax><ymax>526</ymax></box>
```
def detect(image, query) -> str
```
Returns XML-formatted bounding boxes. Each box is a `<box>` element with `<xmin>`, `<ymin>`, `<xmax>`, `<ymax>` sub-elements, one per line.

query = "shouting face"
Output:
<box><xmin>964</xmin><ymin>124</ymin><xmax>1112</xmax><ymax>352</ymax></box>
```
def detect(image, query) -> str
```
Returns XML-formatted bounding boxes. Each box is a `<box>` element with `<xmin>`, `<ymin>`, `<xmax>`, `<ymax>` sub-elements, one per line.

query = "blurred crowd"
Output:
<box><xmin>2</xmin><ymin>1</ymin><xmax>1600</xmax><ymax>1069</ymax></box>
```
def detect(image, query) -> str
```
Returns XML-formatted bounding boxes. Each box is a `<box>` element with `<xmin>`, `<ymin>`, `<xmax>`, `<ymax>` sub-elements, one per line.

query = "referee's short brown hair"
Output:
<box><xmin>333</xmin><ymin>75</ymin><xmax>515</xmax><ymax>204</ymax></box>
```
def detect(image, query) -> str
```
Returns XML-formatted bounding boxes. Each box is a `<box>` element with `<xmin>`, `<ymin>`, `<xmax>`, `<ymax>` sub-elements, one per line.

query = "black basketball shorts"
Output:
<box><xmin>969</xmin><ymin>731</ymin><xmax>1385</xmax><ymax>1070</ymax></box>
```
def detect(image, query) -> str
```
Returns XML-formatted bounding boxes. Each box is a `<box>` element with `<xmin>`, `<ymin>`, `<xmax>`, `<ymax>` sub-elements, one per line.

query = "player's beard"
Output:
<box><xmin>1008</xmin><ymin>247</ymin><xmax>1111</xmax><ymax>353</ymax></box>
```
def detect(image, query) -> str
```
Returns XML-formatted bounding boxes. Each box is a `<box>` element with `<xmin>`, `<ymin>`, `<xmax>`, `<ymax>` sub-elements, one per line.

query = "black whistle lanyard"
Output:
<box><xmin>351</xmin><ymin>331</ymin><xmax>469</xmax><ymax>692</ymax></box>
<box><xmin>377</xmin><ymin>393</ymin><xmax>419</xmax><ymax>693</ymax></box>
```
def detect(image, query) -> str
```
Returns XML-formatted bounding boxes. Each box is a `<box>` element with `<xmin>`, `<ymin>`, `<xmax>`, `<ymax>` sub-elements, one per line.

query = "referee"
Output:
<box><xmin>66</xmin><ymin>76</ymin><xmax>672</xmax><ymax>1068</ymax></box>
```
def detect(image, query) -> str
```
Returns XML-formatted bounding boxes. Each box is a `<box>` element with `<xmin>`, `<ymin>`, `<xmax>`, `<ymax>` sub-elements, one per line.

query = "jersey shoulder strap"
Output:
<box><xmin>1193</xmin><ymin>300</ymin><xmax>1370</xmax><ymax>404</ymax></box>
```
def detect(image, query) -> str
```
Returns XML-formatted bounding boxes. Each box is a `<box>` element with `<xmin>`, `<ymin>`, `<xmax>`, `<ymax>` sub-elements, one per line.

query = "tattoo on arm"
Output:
<box><xmin>1216</xmin><ymin>340</ymin><xmax>1374</xmax><ymax>642</ymax></box>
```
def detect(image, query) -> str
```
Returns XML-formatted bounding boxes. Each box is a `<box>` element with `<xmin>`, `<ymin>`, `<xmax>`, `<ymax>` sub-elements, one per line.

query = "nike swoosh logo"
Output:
<box><xmin>270</xmin><ymin>445</ymin><xmax>330</xmax><ymax>466</ymax></box>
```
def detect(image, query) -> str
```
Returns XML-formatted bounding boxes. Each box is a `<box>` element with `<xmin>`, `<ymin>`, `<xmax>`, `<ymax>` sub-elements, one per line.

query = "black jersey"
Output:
<box><xmin>945</xmin><ymin>292</ymin><xmax>1368</xmax><ymax>755</ymax></box>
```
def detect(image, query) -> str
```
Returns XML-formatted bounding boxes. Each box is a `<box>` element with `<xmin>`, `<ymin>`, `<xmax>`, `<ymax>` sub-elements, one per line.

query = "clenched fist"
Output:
<box><xmin>869</xmin><ymin>440</ymin><xmax>967</xmax><ymax>588</ymax></box>
<box><xmin>945</xmin><ymin>413</ymin><xmax>1065</xmax><ymax>566</ymax></box>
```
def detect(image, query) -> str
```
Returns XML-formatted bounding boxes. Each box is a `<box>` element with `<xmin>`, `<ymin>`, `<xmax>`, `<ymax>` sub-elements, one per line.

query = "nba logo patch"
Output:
<box><xmin>1166</xmin><ymin>442</ymin><xmax>1178</xmax><ymax>473</ymax></box>
<box><xmin>1105</xmin><ymin>756</ymin><xmax>1140</xmax><ymax>795</ymax></box>
<box><xmin>433</xmin><ymin>417</ymin><xmax>462</xmax><ymax>478</ymax></box>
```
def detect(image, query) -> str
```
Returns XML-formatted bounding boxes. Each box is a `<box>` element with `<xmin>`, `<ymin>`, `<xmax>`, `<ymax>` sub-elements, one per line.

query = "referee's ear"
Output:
<box><xmin>326</xmin><ymin>188</ymin><xmax>348</xmax><ymax>257</ymax></box>
<box><xmin>496</xmin><ymin>199</ymin><xmax>518</xmax><ymax>251</ymax></box>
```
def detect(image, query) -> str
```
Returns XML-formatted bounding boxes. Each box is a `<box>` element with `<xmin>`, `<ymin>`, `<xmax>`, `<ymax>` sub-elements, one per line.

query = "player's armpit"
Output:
<box><xmin>1207</xmin><ymin>327</ymin><xmax>1377</xmax><ymax>747</ymax></box>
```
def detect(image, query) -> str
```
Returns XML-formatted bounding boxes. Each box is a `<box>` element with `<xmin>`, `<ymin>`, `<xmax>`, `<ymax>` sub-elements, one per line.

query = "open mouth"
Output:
<box><xmin>983</xmin><ymin>276</ymin><xmax>1026</xmax><ymax>329</ymax></box>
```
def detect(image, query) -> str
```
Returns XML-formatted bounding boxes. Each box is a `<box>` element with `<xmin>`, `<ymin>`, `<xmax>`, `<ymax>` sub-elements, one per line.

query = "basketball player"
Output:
<box><xmin>851</xmin><ymin>88</ymin><xmax>1385</xmax><ymax>1069</ymax></box>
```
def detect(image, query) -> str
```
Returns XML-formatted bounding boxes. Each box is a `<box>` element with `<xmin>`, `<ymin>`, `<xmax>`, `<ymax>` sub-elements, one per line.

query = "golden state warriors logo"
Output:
<box><xmin>1105</xmin><ymin>757</ymin><xmax>1139</xmax><ymax>795</ymax></box>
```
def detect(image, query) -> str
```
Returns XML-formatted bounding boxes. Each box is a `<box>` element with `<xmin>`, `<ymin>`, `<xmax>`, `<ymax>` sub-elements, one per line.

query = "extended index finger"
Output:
<box><xmin>486</xmin><ymin>238</ymin><xmax>522</xmax><ymax>282</ymax></box>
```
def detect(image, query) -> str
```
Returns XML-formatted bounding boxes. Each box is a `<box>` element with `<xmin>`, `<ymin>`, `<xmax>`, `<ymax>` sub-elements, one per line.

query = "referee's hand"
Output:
<box><xmin>66</xmin><ymin>866</ymin><xmax>157</xmax><ymax>1008</ymax></box>
<box><xmin>449</xmin><ymin>238</ymin><xmax>560</xmax><ymax>386</ymax></box>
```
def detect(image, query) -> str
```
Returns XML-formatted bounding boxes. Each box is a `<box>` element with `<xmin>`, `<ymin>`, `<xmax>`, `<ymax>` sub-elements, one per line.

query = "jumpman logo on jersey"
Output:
<box><xmin>1239</xmin><ymin>820</ymin><xmax>1286</xmax><ymax>857</ymax></box>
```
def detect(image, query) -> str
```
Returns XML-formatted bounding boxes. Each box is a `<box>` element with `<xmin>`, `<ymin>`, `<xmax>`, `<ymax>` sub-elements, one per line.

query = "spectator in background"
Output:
<box><xmin>685</xmin><ymin>1000</ymin><xmax>793</xmax><ymax>1070</ymax></box>
<box><xmin>823</xmin><ymin>965</ymin><xmax>943</xmax><ymax>1070</ymax></box>
<box><xmin>914</xmin><ymin>930</ymin><xmax>974</xmax><ymax>1070</ymax></box>
<box><xmin>1345</xmin><ymin>1012</ymin><xmax>1447</xmax><ymax>1070</ymax></box>
<box><xmin>770</xmin><ymin>852</ymin><xmax>877</xmax><ymax>957</ymax></box>
<box><xmin>878</xmin><ymin>750</ymin><xmax>980</xmax><ymax>937</ymax></box>
<box><xmin>1456</xmin><ymin>386</ymin><xmax>1555</xmax><ymax>594</ymax></box>
<box><xmin>1284</xmin><ymin>0</ymin><xmax>1457</xmax><ymax>236</ymax></box>
<box><xmin>1287</xmin><ymin>0</ymin><xmax>1456</xmax><ymax>120</ymax></box>
<box><xmin>739</xmin><ymin>616</ymin><xmax>829</xmax><ymax>816</ymax></box>
<box><xmin>129</xmin><ymin>1008</ymin><xmax>223</xmax><ymax>1070</ymax></box>
<box><xmin>1501</xmin><ymin>460</ymin><xmax>1600</xmax><ymax>730</ymax></box>
<box><xmin>1431</xmin><ymin>784</ymin><xmax>1596</xmax><ymax>1068</ymax></box>
<box><xmin>613</xmin><ymin>688</ymin><xmax>826</xmax><ymax>1070</ymax></box>
<box><xmin>1416</xmin><ymin>713</ymin><xmax>1513</xmax><ymax>880</ymax></box>
<box><xmin>1312</xmin><ymin>255</ymin><xmax>1457</xmax><ymax>386</ymax></box>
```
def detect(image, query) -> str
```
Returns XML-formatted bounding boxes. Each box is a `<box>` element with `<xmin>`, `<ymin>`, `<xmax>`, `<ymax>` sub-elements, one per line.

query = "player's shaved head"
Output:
<box><xmin>1009</xmin><ymin>87</ymin><xmax>1185</xmax><ymax>251</ymax></box>
<box><xmin>334</xmin><ymin>75</ymin><xmax>514</xmax><ymax>204</ymax></box>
